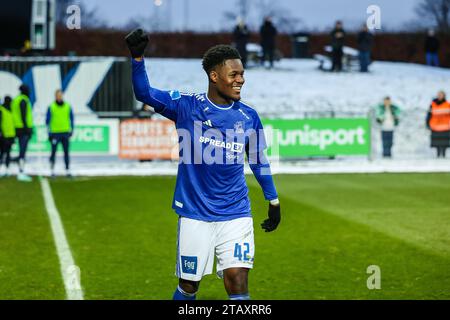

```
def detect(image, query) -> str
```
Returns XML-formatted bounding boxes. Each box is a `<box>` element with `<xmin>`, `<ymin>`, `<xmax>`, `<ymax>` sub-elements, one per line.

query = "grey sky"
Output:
<box><xmin>83</xmin><ymin>0</ymin><xmax>421</xmax><ymax>32</ymax></box>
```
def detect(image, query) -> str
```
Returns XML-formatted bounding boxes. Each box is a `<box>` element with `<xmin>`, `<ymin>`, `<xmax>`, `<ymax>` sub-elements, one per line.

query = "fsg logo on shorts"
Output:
<box><xmin>181</xmin><ymin>256</ymin><xmax>197</xmax><ymax>274</ymax></box>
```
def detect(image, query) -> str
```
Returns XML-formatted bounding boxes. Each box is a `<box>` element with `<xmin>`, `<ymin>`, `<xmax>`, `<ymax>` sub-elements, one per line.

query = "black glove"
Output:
<box><xmin>261</xmin><ymin>202</ymin><xmax>281</xmax><ymax>232</ymax></box>
<box><xmin>125</xmin><ymin>28</ymin><xmax>149</xmax><ymax>58</ymax></box>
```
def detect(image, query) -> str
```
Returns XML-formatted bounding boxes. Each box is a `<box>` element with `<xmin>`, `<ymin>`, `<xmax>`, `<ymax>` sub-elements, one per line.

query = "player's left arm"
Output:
<box><xmin>69</xmin><ymin>106</ymin><xmax>74</xmax><ymax>137</ymax></box>
<box><xmin>247</xmin><ymin>115</ymin><xmax>281</xmax><ymax>233</ymax></box>
<box><xmin>45</xmin><ymin>106</ymin><xmax>51</xmax><ymax>137</ymax></box>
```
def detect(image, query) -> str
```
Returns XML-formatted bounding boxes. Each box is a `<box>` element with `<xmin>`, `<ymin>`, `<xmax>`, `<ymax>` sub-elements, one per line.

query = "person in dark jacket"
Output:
<box><xmin>357</xmin><ymin>25</ymin><xmax>373</xmax><ymax>72</ymax></box>
<box><xmin>0</xmin><ymin>96</ymin><xmax>16</xmax><ymax>176</ymax></box>
<box><xmin>426</xmin><ymin>91</ymin><xmax>450</xmax><ymax>158</ymax></box>
<box><xmin>260</xmin><ymin>17</ymin><xmax>278</xmax><ymax>69</ymax></box>
<box><xmin>233</xmin><ymin>19</ymin><xmax>250</xmax><ymax>68</ymax></box>
<box><xmin>11</xmin><ymin>84</ymin><xmax>34</xmax><ymax>182</ymax></box>
<box><xmin>425</xmin><ymin>29</ymin><xmax>440</xmax><ymax>67</ymax></box>
<box><xmin>330</xmin><ymin>21</ymin><xmax>346</xmax><ymax>72</ymax></box>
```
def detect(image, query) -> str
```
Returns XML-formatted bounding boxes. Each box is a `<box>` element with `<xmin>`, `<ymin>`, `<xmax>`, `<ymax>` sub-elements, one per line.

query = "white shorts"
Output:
<box><xmin>175</xmin><ymin>216</ymin><xmax>255</xmax><ymax>282</ymax></box>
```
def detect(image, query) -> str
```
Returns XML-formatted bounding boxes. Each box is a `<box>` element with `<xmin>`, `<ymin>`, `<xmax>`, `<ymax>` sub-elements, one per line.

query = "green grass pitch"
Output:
<box><xmin>0</xmin><ymin>173</ymin><xmax>449</xmax><ymax>300</ymax></box>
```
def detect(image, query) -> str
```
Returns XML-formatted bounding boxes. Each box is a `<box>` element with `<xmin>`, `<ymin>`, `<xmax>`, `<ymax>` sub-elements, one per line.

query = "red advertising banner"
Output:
<box><xmin>119</xmin><ymin>119</ymin><xmax>178</xmax><ymax>160</ymax></box>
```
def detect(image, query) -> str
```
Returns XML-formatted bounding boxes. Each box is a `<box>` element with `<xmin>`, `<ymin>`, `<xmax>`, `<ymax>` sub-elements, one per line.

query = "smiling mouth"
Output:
<box><xmin>232</xmin><ymin>86</ymin><xmax>242</xmax><ymax>93</ymax></box>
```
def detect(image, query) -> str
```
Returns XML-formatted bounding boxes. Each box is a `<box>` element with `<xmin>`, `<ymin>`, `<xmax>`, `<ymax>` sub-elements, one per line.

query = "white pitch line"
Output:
<box><xmin>40</xmin><ymin>177</ymin><xmax>84</xmax><ymax>300</ymax></box>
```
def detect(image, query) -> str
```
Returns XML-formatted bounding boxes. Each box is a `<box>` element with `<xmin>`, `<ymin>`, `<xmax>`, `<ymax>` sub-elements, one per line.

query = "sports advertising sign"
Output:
<box><xmin>119</xmin><ymin>119</ymin><xmax>178</xmax><ymax>160</ymax></box>
<box><xmin>12</xmin><ymin>119</ymin><xmax>119</xmax><ymax>155</ymax></box>
<box><xmin>262</xmin><ymin>118</ymin><xmax>371</xmax><ymax>157</ymax></box>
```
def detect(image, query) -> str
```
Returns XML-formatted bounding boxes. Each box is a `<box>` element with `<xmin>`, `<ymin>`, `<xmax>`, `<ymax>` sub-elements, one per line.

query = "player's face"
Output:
<box><xmin>55</xmin><ymin>91</ymin><xmax>63</xmax><ymax>102</ymax></box>
<box><xmin>215</xmin><ymin>59</ymin><xmax>245</xmax><ymax>102</ymax></box>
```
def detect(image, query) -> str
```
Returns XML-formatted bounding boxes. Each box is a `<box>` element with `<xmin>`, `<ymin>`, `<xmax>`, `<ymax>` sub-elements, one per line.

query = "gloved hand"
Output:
<box><xmin>125</xmin><ymin>28</ymin><xmax>149</xmax><ymax>58</ymax></box>
<box><xmin>261</xmin><ymin>201</ymin><xmax>281</xmax><ymax>232</ymax></box>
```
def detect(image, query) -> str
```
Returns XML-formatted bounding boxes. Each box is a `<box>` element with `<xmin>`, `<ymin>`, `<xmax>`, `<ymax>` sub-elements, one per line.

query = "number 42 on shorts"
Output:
<box><xmin>233</xmin><ymin>243</ymin><xmax>253</xmax><ymax>262</ymax></box>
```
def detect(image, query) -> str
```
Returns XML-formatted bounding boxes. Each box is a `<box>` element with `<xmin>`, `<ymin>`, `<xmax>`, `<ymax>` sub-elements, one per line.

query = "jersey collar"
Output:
<box><xmin>205</xmin><ymin>94</ymin><xmax>234</xmax><ymax>110</ymax></box>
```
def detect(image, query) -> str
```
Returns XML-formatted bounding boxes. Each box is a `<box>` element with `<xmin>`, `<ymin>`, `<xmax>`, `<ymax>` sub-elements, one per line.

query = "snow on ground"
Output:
<box><xmin>15</xmin><ymin>59</ymin><xmax>450</xmax><ymax>176</ymax></box>
<box><xmin>146</xmin><ymin>58</ymin><xmax>450</xmax><ymax>160</ymax></box>
<box><xmin>18</xmin><ymin>156</ymin><xmax>450</xmax><ymax>177</ymax></box>
<box><xmin>146</xmin><ymin>58</ymin><xmax>450</xmax><ymax>116</ymax></box>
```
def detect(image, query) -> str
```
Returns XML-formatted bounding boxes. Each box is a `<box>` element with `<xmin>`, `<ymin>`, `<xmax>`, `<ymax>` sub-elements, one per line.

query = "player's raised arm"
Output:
<box><xmin>125</xmin><ymin>28</ymin><xmax>180</xmax><ymax>122</ymax></box>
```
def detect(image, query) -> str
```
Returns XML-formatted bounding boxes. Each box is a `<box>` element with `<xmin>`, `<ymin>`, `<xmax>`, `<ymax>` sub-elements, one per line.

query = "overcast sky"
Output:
<box><xmin>82</xmin><ymin>0</ymin><xmax>421</xmax><ymax>32</ymax></box>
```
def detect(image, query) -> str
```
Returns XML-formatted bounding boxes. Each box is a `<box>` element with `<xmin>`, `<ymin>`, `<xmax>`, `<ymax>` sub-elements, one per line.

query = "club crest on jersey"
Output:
<box><xmin>234</xmin><ymin>121</ymin><xmax>245</xmax><ymax>134</ymax></box>
<box><xmin>226</xmin><ymin>152</ymin><xmax>237</xmax><ymax>161</ymax></box>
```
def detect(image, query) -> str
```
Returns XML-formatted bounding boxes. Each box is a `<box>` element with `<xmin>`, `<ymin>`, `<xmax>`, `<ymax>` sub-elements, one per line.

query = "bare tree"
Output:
<box><xmin>56</xmin><ymin>0</ymin><xmax>75</xmax><ymax>27</ymax></box>
<box><xmin>122</xmin><ymin>12</ymin><xmax>166</xmax><ymax>32</ymax></box>
<box><xmin>238</xmin><ymin>0</ymin><xmax>250</xmax><ymax>22</ymax></box>
<box><xmin>415</xmin><ymin>0</ymin><xmax>450</xmax><ymax>33</ymax></box>
<box><xmin>223</xmin><ymin>0</ymin><xmax>303</xmax><ymax>33</ymax></box>
<box><xmin>255</xmin><ymin>0</ymin><xmax>303</xmax><ymax>33</ymax></box>
<box><xmin>222</xmin><ymin>0</ymin><xmax>250</xmax><ymax>31</ymax></box>
<box><xmin>122</xmin><ymin>2</ymin><xmax>173</xmax><ymax>32</ymax></box>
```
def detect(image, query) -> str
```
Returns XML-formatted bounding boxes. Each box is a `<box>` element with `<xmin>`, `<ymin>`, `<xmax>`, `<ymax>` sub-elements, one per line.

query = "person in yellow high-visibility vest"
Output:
<box><xmin>0</xmin><ymin>96</ymin><xmax>16</xmax><ymax>177</ymax></box>
<box><xmin>46</xmin><ymin>90</ymin><xmax>74</xmax><ymax>178</ymax></box>
<box><xmin>12</xmin><ymin>84</ymin><xmax>33</xmax><ymax>181</ymax></box>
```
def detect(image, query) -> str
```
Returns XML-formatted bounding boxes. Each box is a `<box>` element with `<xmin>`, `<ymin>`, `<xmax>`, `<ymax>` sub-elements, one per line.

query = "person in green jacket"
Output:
<box><xmin>12</xmin><ymin>84</ymin><xmax>34</xmax><ymax>181</ymax></box>
<box><xmin>375</xmin><ymin>96</ymin><xmax>401</xmax><ymax>158</ymax></box>
<box><xmin>46</xmin><ymin>89</ymin><xmax>74</xmax><ymax>177</ymax></box>
<box><xmin>0</xmin><ymin>96</ymin><xmax>16</xmax><ymax>176</ymax></box>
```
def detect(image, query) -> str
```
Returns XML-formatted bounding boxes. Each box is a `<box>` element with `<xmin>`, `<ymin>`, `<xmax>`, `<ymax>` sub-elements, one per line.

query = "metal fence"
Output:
<box><xmin>0</xmin><ymin>57</ymin><xmax>134</xmax><ymax>116</ymax></box>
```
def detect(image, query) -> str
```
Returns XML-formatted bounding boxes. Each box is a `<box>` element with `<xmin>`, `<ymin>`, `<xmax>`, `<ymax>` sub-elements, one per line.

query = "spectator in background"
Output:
<box><xmin>426</xmin><ymin>91</ymin><xmax>450</xmax><ymax>158</ymax></box>
<box><xmin>425</xmin><ymin>29</ymin><xmax>440</xmax><ymax>67</ymax></box>
<box><xmin>376</xmin><ymin>97</ymin><xmax>401</xmax><ymax>158</ymax></box>
<box><xmin>260</xmin><ymin>17</ymin><xmax>278</xmax><ymax>69</ymax></box>
<box><xmin>357</xmin><ymin>25</ymin><xmax>373</xmax><ymax>72</ymax></box>
<box><xmin>233</xmin><ymin>18</ymin><xmax>250</xmax><ymax>68</ymax></box>
<box><xmin>330</xmin><ymin>21</ymin><xmax>346</xmax><ymax>72</ymax></box>
<box><xmin>20</xmin><ymin>40</ymin><xmax>32</xmax><ymax>56</ymax></box>
<box><xmin>0</xmin><ymin>96</ymin><xmax>16</xmax><ymax>177</ymax></box>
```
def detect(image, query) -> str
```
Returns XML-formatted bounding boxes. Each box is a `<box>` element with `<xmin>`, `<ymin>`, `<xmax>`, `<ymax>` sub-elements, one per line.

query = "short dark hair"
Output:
<box><xmin>3</xmin><ymin>96</ymin><xmax>12</xmax><ymax>105</ymax></box>
<box><xmin>19</xmin><ymin>84</ymin><xmax>30</xmax><ymax>95</ymax></box>
<box><xmin>202</xmin><ymin>45</ymin><xmax>241</xmax><ymax>75</ymax></box>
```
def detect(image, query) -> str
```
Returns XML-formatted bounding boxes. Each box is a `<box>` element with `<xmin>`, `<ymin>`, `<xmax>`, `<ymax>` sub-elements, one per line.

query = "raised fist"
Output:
<box><xmin>125</xmin><ymin>28</ymin><xmax>149</xmax><ymax>58</ymax></box>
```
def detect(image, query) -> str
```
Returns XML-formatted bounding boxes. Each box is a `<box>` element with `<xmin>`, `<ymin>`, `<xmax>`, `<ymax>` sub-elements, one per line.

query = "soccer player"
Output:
<box><xmin>126</xmin><ymin>29</ymin><xmax>281</xmax><ymax>301</ymax></box>
<box><xmin>46</xmin><ymin>90</ymin><xmax>74</xmax><ymax>177</ymax></box>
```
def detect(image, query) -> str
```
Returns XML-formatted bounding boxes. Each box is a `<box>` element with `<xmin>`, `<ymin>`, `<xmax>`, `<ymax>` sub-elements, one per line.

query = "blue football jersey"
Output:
<box><xmin>132</xmin><ymin>59</ymin><xmax>277</xmax><ymax>222</ymax></box>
